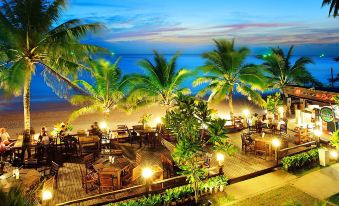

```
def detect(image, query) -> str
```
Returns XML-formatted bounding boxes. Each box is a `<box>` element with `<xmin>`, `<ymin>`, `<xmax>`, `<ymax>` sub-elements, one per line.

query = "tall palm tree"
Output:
<box><xmin>257</xmin><ymin>46</ymin><xmax>321</xmax><ymax>90</ymax></box>
<box><xmin>0</xmin><ymin>0</ymin><xmax>104</xmax><ymax>130</ymax></box>
<box><xmin>127</xmin><ymin>50</ymin><xmax>192</xmax><ymax>107</ymax></box>
<box><xmin>68</xmin><ymin>58</ymin><xmax>128</xmax><ymax>122</ymax></box>
<box><xmin>322</xmin><ymin>0</ymin><xmax>339</xmax><ymax>17</ymax></box>
<box><xmin>193</xmin><ymin>39</ymin><xmax>266</xmax><ymax>118</ymax></box>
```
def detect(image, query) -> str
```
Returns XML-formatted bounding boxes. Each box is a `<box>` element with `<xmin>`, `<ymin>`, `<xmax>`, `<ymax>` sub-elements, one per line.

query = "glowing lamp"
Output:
<box><xmin>99</xmin><ymin>121</ymin><xmax>107</xmax><ymax>130</ymax></box>
<box><xmin>330</xmin><ymin>150</ymin><xmax>338</xmax><ymax>160</ymax></box>
<box><xmin>313</xmin><ymin>129</ymin><xmax>322</xmax><ymax>137</ymax></box>
<box><xmin>42</xmin><ymin>190</ymin><xmax>53</xmax><ymax>201</ymax></box>
<box><xmin>216</xmin><ymin>153</ymin><xmax>225</xmax><ymax>163</ymax></box>
<box><xmin>142</xmin><ymin>167</ymin><xmax>153</xmax><ymax>179</ymax></box>
<box><xmin>243</xmin><ymin>109</ymin><xmax>250</xmax><ymax>117</ymax></box>
<box><xmin>272</xmin><ymin>138</ymin><xmax>281</xmax><ymax>148</ymax></box>
<box><xmin>154</xmin><ymin>117</ymin><xmax>162</xmax><ymax>125</ymax></box>
<box><xmin>278</xmin><ymin>106</ymin><xmax>284</xmax><ymax>114</ymax></box>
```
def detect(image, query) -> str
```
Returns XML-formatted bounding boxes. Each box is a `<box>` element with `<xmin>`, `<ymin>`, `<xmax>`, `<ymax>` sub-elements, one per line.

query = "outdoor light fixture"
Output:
<box><xmin>42</xmin><ymin>190</ymin><xmax>53</xmax><ymax>201</ymax></box>
<box><xmin>272</xmin><ymin>138</ymin><xmax>281</xmax><ymax>148</ymax></box>
<box><xmin>330</xmin><ymin>150</ymin><xmax>338</xmax><ymax>160</ymax></box>
<box><xmin>216</xmin><ymin>153</ymin><xmax>225</xmax><ymax>174</ymax></box>
<box><xmin>99</xmin><ymin>121</ymin><xmax>107</xmax><ymax>130</ymax></box>
<box><xmin>154</xmin><ymin>117</ymin><xmax>162</xmax><ymax>125</ymax></box>
<box><xmin>142</xmin><ymin>167</ymin><xmax>153</xmax><ymax>179</ymax></box>
<box><xmin>142</xmin><ymin>167</ymin><xmax>153</xmax><ymax>193</ymax></box>
<box><xmin>313</xmin><ymin>129</ymin><xmax>322</xmax><ymax>137</ymax></box>
<box><xmin>216</xmin><ymin>153</ymin><xmax>225</xmax><ymax>165</ymax></box>
<box><xmin>278</xmin><ymin>106</ymin><xmax>284</xmax><ymax>114</ymax></box>
<box><xmin>242</xmin><ymin>109</ymin><xmax>250</xmax><ymax>117</ymax></box>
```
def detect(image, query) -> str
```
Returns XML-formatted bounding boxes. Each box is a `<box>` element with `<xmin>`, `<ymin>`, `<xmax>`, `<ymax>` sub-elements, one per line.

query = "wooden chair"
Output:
<box><xmin>116</xmin><ymin>125</ymin><xmax>130</xmax><ymax>143</ymax></box>
<box><xmin>135</xmin><ymin>152</ymin><xmax>142</xmax><ymax>165</ymax></box>
<box><xmin>241</xmin><ymin>134</ymin><xmax>255</xmax><ymax>154</ymax></box>
<box><xmin>254</xmin><ymin>141</ymin><xmax>268</xmax><ymax>159</ymax></box>
<box><xmin>98</xmin><ymin>173</ymin><xmax>114</xmax><ymax>193</ymax></box>
<box><xmin>83</xmin><ymin>153</ymin><xmax>95</xmax><ymax>174</ymax></box>
<box><xmin>44</xmin><ymin>161</ymin><xmax>59</xmax><ymax>189</ymax></box>
<box><xmin>122</xmin><ymin>163</ymin><xmax>136</xmax><ymax>186</ymax></box>
<box><xmin>79</xmin><ymin>165</ymin><xmax>98</xmax><ymax>193</ymax></box>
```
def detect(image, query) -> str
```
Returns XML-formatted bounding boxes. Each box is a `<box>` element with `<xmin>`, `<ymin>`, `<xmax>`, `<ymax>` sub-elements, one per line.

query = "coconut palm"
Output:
<box><xmin>322</xmin><ymin>0</ymin><xmax>339</xmax><ymax>17</ymax></box>
<box><xmin>258</xmin><ymin>46</ymin><xmax>321</xmax><ymax>90</ymax></box>
<box><xmin>126</xmin><ymin>50</ymin><xmax>192</xmax><ymax>107</ymax></box>
<box><xmin>68</xmin><ymin>58</ymin><xmax>128</xmax><ymax>122</ymax></box>
<box><xmin>193</xmin><ymin>39</ymin><xmax>266</xmax><ymax>118</ymax></box>
<box><xmin>0</xmin><ymin>0</ymin><xmax>104</xmax><ymax>130</ymax></box>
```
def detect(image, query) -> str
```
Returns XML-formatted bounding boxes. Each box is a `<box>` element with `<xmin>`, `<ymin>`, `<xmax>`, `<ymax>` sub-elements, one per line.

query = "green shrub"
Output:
<box><xmin>111</xmin><ymin>175</ymin><xmax>228</xmax><ymax>206</ymax></box>
<box><xmin>281</xmin><ymin>149</ymin><xmax>319</xmax><ymax>171</ymax></box>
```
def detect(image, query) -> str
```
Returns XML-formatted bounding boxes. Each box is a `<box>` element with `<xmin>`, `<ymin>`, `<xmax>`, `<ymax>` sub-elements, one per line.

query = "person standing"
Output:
<box><xmin>21</xmin><ymin>129</ymin><xmax>32</xmax><ymax>163</ymax></box>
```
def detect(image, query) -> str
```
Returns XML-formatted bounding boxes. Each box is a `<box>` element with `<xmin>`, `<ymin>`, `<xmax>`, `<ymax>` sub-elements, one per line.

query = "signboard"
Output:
<box><xmin>320</xmin><ymin>107</ymin><xmax>334</xmax><ymax>123</ymax></box>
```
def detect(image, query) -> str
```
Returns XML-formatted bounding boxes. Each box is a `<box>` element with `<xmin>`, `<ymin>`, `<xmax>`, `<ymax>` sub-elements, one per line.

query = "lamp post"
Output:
<box><xmin>216</xmin><ymin>153</ymin><xmax>225</xmax><ymax>175</ymax></box>
<box><xmin>142</xmin><ymin>167</ymin><xmax>153</xmax><ymax>193</ymax></box>
<box><xmin>272</xmin><ymin>138</ymin><xmax>281</xmax><ymax>166</ymax></box>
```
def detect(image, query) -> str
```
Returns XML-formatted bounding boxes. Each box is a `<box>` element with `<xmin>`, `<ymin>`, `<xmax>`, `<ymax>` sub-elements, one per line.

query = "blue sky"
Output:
<box><xmin>64</xmin><ymin>0</ymin><xmax>339</xmax><ymax>55</ymax></box>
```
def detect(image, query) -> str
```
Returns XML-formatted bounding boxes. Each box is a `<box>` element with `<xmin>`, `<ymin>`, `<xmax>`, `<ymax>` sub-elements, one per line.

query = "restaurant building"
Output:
<box><xmin>283</xmin><ymin>85</ymin><xmax>338</xmax><ymax>134</ymax></box>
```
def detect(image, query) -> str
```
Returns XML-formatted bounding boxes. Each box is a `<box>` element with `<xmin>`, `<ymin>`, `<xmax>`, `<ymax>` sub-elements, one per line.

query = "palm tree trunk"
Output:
<box><xmin>228</xmin><ymin>92</ymin><xmax>234</xmax><ymax>119</ymax></box>
<box><xmin>23</xmin><ymin>66</ymin><xmax>33</xmax><ymax>131</ymax></box>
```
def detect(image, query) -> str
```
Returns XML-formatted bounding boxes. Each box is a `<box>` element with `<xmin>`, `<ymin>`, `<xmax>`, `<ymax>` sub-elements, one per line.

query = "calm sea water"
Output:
<box><xmin>0</xmin><ymin>54</ymin><xmax>338</xmax><ymax>111</ymax></box>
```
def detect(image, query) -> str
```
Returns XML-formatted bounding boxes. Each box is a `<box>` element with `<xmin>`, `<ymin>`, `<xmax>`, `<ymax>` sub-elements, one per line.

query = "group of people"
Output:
<box><xmin>247</xmin><ymin>113</ymin><xmax>287</xmax><ymax>134</ymax></box>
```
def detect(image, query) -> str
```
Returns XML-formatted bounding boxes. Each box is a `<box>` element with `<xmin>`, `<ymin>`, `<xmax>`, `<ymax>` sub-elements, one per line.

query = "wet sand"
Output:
<box><xmin>0</xmin><ymin>97</ymin><xmax>262</xmax><ymax>137</ymax></box>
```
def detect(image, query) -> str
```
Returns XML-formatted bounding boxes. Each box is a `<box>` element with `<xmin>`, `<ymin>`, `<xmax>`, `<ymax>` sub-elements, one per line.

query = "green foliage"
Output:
<box><xmin>0</xmin><ymin>185</ymin><xmax>34</xmax><ymax>206</ymax></box>
<box><xmin>281</xmin><ymin>149</ymin><xmax>319</xmax><ymax>171</ymax></box>
<box><xmin>112</xmin><ymin>175</ymin><xmax>228</xmax><ymax>206</ymax></box>
<box><xmin>322</xmin><ymin>0</ymin><xmax>339</xmax><ymax>17</ymax></box>
<box><xmin>330</xmin><ymin>130</ymin><xmax>339</xmax><ymax>150</ymax></box>
<box><xmin>139</xmin><ymin>114</ymin><xmax>152</xmax><ymax>127</ymax></box>
<box><xmin>164</xmin><ymin>94</ymin><xmax>235</xmax><ymax>203</ymax></box>
<box><xmin>193</xmin><ymin>39</ymin><xmax>266</xmax><ymax>115</ymax></box>
<box><xmin>258</xmin><ymin>46</ymin><xmax>321</xmax><ymax>90</ymax></box>
<box><xmin>265</xmin><ymin>92</ymin><xmax>283</xmax><ymax>114</ymax></box>
<box><xmin>68</xmin><ymin>58</ymin><xmax>130</xmax><ymax>121</ymax></box>
<box><xmin>0</xmin><ymin>0</ymin><xmax>105</xmax><ymax>129</ymax></box>
<box><xmin>125</xmin><ymin>50</ymin><xmax>192</xmax><ymax>107</ymax></box>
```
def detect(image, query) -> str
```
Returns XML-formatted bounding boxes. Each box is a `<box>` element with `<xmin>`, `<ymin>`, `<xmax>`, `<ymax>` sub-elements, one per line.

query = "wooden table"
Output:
<box><xmin>93</xmin><ymin>156</ymin><xmax>131</xmax><ymax>189</ymax></box>
<box><xmin>252</xmin><ymin>133</ymin><xmax>274</xmax><ymax>156</ymax></box>
<box><xmin>0</xmin><ymin>168</ymin><xmax>40</xmax><ymax>192</ymax></box>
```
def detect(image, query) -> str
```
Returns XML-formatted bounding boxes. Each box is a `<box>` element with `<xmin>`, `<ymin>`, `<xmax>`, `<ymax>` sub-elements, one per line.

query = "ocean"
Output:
<box><xmin>0</xmin><ymin>54</ymin><xmax>338</xmax><ymax>111</ymax></box>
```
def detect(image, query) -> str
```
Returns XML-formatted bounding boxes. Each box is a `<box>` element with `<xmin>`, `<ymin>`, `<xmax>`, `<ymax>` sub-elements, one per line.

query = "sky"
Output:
<box><xmin>63</xmin><ymin>0</ymin><xmax>339</xmax><ymax>55</ymax></box>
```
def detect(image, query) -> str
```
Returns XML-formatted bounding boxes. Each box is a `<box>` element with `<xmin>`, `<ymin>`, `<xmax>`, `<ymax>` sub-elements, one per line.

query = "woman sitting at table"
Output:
<box><xmin>21</xmin><ymin>129</ymin><xmax>32</xmax><ymax>163</ymax></box>
<box><xmin>0</xmin><ymin>128</ymin><xmax>10</xmax><ymax>145</ymax></box>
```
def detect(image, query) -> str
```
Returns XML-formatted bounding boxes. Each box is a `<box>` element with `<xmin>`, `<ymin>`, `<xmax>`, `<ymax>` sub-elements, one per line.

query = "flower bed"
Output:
<box><xmin>281</xmin><ymin>149</ymin><xmax>319</xmax><ymax>171</ymax></box>
<box><xmin>108</xmin><ymin>175</ymin><xmax>228</xmax><ymax>206</ymax></box>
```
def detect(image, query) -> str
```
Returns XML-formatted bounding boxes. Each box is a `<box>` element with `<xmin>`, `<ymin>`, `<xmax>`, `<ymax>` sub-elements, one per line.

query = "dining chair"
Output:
<box><xmin>254</xmin><ymin>141</ymin><xmax>268</xmax><ymax>159</ymax></box>
<box><xmin>83</xmin><ymin>153</ymin><xmax>95</xmax><ymax>173</ymax></box>
<box><xmin>98</xmin><ymin>173</ymin><xmax>115</xmax><ymax>193</ymax></box>
<box><xmin>79</xmin><ymin>165</ymin><xmax>98</xmax><ymax>193</ymax></box>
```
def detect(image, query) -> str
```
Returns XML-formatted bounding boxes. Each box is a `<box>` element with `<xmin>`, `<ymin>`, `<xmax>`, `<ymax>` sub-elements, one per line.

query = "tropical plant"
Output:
<box><xmin>0</xmin><ymin>0</ymin><xmax>105</xmax><ymax>130</ymax></box>
<box><xmin>281</xmin><ymin>149</ymin><xmax>319</xmax><ymax>171</ymax></box>
<box><xmin>330</xmin><ymin>130</ymin><xmax>339</xmax><ymax>150</ymax></box>
<box><xmin>194</xmin><ymin>39</ymin><xmax>266</xmax><ymax>118</ymax></box>
<box><xmin>322</xmin><ymin>0</ymin><xmax>339</xmax><ymax>17</ymax></box>
<box><xmin>0</xmin><ymin>185</ymin><xmax>34</xmax><ymax>206</ymax></box>
<box><xmin>164</xmin><ymin>94</ymin><xmax>236</xmax><ymax>203</ymax></box>
<box><xmin>126</xmin><ymin>50</ymin><xmax>192</xmax><ymax>107</ymax></box>
<box><xmin>265</xmin><ymin>92</ymin><xmax>283</xmax><ymax>115</ymax></box>
<box><xmin>138</xmin><ymin>113</ymin><xmax>152</xmax><ymax>128</ymax></box>
<box><xmin>68</xmin><ymin>58</ymin><xmax>128</xmax><ymax>122</ymax></box>
<box><xmin>258</xmin><ymin>46</ymin><xmax>321</xmax><ymax>91</ymax></box>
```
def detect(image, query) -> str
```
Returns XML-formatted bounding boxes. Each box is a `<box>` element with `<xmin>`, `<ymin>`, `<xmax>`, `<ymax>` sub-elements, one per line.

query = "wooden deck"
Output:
<box><xmin>50</xmin><ymin>133</ymin><xmax>279</xmax><ymax>205</ymax></box>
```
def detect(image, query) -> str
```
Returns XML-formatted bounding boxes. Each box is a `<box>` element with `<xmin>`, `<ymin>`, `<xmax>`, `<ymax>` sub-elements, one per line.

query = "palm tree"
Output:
<box><xmin>127</xmin><ymin>50</ymin><xmax>192</xmax><ymax>107</ymax></box>
<box><xmin>258</xmin><ymin>46</ymin><xmax>321</xmax><ymax>90</ymax></box>
<box><xmin>68</xmin><ymin>58</ymin><xmax>128</xmax><ymax>122</ymax></box>
<box><xmin>322</xmin><ymin>0</ymin><xmax>339</xmax><ymax>17</ymax></box>
<box><xmin>0</xmin><ymin>0</ymin><xmax>104</xmax><ymax>130</ymax></box>
<box><xmin>193</xmin><ymin>39</ymin><xmax>266</xmax><ymax>118</ymax></box>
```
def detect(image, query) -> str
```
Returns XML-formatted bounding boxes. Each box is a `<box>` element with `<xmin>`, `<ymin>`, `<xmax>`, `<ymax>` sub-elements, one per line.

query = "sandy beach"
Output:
<box><xmin>0</xmin><ymin>97</ymin><xmax>262</xmax><ymax>137</ymax></box>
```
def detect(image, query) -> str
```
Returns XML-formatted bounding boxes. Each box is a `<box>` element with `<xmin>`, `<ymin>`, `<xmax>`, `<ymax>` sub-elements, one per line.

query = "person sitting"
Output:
<box><xmin>21</xmin><ymin>129</ymin><xmax>32</xmax><ymax>163</ymax></box>
<box><xmin>0</xmin><ymin>128</ymin><xmax>10</xmax><ymax>145</ymax></box>
<box><xmin>39</xmin><ymin>127</ymin><xmax>50</xmax><ymax>145</ymax></box>
<box><xmin>59</xmin><ymin>123</ymin><xmax>67</xmax><ymax>139</ymax></box>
